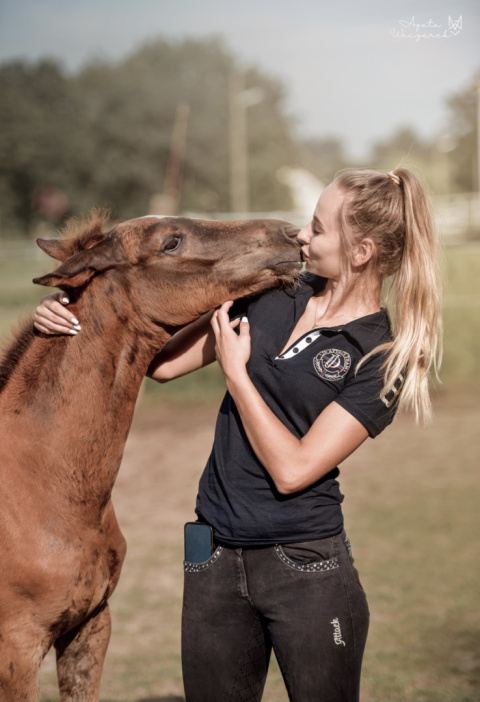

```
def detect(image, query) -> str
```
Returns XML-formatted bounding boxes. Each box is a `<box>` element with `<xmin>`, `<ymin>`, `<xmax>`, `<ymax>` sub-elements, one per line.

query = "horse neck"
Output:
<box><xmin>1</xmin><ymin>280</ymin><xmax>170</xmax><ymax>510</ymax></box>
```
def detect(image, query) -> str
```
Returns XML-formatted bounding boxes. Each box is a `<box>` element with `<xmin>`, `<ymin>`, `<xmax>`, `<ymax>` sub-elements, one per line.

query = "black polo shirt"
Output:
<box><xmin>195</xmin><ymin>275</ymin><xmax>399</xmax><ymax>546</ymax></box>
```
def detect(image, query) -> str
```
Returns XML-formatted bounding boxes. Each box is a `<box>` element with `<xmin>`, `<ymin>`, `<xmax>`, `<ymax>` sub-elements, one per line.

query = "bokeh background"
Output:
<box><xmin>0</xmin><ymin>1</ymin><xmax>479</xmax><ymax>700</ymax></box>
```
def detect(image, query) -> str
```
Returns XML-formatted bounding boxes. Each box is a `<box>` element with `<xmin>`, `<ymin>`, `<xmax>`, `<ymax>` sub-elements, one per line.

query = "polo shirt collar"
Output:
<box><xmin>288</xmin><ymin>273</ymin><xmax>391</xmax><ymax>354</ymax></box>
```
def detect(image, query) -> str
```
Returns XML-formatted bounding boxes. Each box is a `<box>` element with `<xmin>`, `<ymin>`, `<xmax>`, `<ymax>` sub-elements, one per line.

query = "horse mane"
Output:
<box><xmin>0</xmin><ymin>318</ymin><xmax>35</xmax><ymax>395</ymax></box>
<box><xmin>0</xmin><ymin>209</ymin><xmax>111</xmax><ymax>396</ymax></box>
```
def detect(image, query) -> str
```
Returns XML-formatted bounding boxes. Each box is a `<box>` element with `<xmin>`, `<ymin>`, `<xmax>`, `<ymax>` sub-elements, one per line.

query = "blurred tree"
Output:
<box><xmin>444</xmin><ymin>72</ymin><xmax>479</xmax><ymax>192</ymax></box>
<box><xmin>74</xmin><ymin>37</ymin><xmax>295</xmax><ymax>217</ymax></box>
<box><xmin>0</xmin><ymin>59</ymin><xmax>86</xmax><ymax>235</ymax></box>
<box><xmin>365</xmin><ymin>69</ymin><xmax>480</xmax><ymax>195</ymax></box>
<box><xmin>295</xmin><ymin>137</ymin><xmax>349</xmax><ymax>185</ymax></box>
<box><xmin>0</xmin><ymin>37</ymin><xmax>295</xmax><ymax>235</ymax></box>
<box><xmin>243</xmin><ymin>65</ymin><xmax>296</xmax><ymax>211</ymax></box>
<box><xmin>367</xmin><ymin>126</ymin><xmax>451</xmax><ymax>194</ymax></box>
<box><xmin>369</xmin><ymin>126</ymin><xmax>432</xmax><ymax>168</ymax></box>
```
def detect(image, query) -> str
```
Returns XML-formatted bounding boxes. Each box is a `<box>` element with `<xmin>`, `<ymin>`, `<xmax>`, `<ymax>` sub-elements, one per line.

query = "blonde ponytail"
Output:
<box><xmin>335</xmin><ymin>166</ymin><xmax>443</xmax><ymax>423</ymax></box>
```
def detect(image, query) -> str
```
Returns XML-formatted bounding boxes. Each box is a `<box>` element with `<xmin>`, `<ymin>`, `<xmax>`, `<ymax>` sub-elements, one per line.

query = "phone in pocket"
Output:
<box><xmin>184</xmin><ymin>522</ymin><xmax>214</xmax><ymax>563</ymax></box>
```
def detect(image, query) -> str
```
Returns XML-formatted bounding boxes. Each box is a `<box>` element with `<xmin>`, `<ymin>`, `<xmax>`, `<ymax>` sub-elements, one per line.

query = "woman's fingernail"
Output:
<box><xmin>241</xmin><ymin>317</ymin><xmax>249</xmax><ymax>323</ymax></box>
<box><xmin>71</xmin><ymin>317</ymin><xmax>79</xmax><ymax>325</ymax></box>
<box><xmin>69</xmin><ymin>329</ymin><xmax>78</xmax><ymax>335</ymax></box>
<box><xmin>74</xmin><ymin>324</ymin><xmax>81</xmax><ymax>331</ymax></box>
<box><xmin>62</xmin><ymin>297</ymin><xmax>69</xmax><ymax>304</ymax></box>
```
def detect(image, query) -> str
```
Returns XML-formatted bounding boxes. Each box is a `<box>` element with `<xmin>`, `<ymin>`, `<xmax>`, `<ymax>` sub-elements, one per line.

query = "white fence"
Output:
<box><xmin>196</xmin><ymin>192</ymin><xmax>480</xmax><ymax>244</ymax></box>
<box><xmin>434</xmin><ymin>193</ymin><xmax>480</xmax><ymax>242</ymax></box>
<box><xmin>1</xmin><ymin>193</ymin><xmax>479</xmax><ymax>263</ymax></box>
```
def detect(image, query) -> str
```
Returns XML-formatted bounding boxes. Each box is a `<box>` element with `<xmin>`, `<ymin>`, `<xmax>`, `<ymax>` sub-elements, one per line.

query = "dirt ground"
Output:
<box><xmin>39</xmin><ymin>383</ymin><xmax>480</xmax><ymax>702</ymax></box>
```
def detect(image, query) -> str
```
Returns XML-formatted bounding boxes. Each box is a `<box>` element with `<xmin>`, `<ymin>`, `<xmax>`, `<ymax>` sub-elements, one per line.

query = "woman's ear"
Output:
<box><xmin>352</xmin><ymin>238</ymin><xmax>376</xmax><ymax>267</ymax></box>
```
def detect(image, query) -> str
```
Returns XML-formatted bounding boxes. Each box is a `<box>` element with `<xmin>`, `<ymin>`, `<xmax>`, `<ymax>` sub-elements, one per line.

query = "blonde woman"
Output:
<box><xmin>35</xmin><ymin>167</ymin><xmax>442</xmax><ymax>701</ymax></box>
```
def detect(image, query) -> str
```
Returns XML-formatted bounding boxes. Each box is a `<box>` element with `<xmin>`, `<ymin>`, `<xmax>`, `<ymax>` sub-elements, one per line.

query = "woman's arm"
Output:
<box><xmin>33</xmin><ymin>295</ymin><xmax>238</xmax><ymax>382</ymax></box>
<box><xmin>147</xmin><ymin>310</ymin><xmax>221</xmax><ymax>382</ymax></box>
<box><xmin>211</xmin><ymin>302</ymin><xmax>369</xmax><ymax>494</ymax></box>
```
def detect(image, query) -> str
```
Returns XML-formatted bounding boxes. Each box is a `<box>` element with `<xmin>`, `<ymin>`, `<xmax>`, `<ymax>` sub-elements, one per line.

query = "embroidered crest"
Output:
<box><xmin>313</xmin><ymin>349</ymin><xmax>351</xmax><ymax>381</ymax></box>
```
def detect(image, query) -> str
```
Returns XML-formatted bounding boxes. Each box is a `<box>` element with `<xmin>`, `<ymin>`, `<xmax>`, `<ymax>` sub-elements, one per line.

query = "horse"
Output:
<box><xmin>0</xmin><ymin>212</ymin><xmax>301</xmax><ymax>702</ymax></box>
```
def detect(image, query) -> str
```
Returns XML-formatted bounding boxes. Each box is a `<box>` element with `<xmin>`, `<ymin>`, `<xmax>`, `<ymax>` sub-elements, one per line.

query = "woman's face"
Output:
<box><xmin>298</xmin><ymin>182</ymin><xmax>346</xmax><ymax>281</ymax></box>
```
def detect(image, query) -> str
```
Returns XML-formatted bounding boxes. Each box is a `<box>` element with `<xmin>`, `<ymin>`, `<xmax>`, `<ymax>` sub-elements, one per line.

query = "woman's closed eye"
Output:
<box><xmin>311</xmin><ymin>217</ymin><xmax>324</xmax><ymax>235</ymax></box>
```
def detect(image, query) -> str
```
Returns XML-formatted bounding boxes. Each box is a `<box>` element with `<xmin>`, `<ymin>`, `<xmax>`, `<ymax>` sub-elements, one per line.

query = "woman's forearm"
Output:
<box><xmin>147</xmin><ymin>311</ymin><xmax>216</xmax><ymax>382</ymax></box>
<box><xmin>211</xmin><ymin>302</ymin><xmax>369</xmax><ymax>492</ymax></box>
<box><xmin>225</xmin><ymin>371</ymin><xmax>317</xmax><ymax>494</ymax></box>
<box><xmin>226</xmin><ymin>371</ymin><xmax>368</xmax><ymax>494</ymax></box>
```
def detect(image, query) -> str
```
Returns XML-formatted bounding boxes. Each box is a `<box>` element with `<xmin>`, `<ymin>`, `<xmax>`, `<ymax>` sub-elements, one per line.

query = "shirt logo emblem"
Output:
<box><xmin>313</xmin><ymin>349</ymin><xmax>351</xmax><ymax>381</ymax></box>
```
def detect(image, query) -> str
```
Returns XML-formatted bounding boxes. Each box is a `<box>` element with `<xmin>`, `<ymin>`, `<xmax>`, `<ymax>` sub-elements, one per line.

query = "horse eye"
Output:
<box><xmin>163</xmin><ymin>235</ymin><xmax>182</xmax><ymax>253</ymax></box>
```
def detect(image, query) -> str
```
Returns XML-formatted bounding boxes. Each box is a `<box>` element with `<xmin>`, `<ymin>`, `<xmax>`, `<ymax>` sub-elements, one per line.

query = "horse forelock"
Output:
<box><xmin>61</xmin><ymin>209</ymin><xmax>111</xmax><ymax>254</ymax></box>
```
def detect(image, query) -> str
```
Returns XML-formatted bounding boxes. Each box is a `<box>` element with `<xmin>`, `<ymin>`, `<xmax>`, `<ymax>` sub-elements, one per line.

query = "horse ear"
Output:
<box><xmin>36</xmin><ymin>238</ymin><xmax>77</xmax><ymax>262</ymax></box>
<box><xmin>33</xmin><ymin>240</ymin><xmax>122</xmax><ymax>290</ymax></box>
<box><xmin>37</xmin><ymin>227</ymin><xmax>107</xmax><ymax>262</ymax></box>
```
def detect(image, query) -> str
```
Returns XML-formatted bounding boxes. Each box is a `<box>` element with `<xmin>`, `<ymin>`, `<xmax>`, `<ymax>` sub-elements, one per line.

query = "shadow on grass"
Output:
<box><xmin>411</xmin><ymin>622</ymin><xmax>480</xmax><ymax>702</ymax></box>
<box><xmin>446</xmin><ymin>626</ymin><xmax>480</xmax><ymax>688</ymax></box>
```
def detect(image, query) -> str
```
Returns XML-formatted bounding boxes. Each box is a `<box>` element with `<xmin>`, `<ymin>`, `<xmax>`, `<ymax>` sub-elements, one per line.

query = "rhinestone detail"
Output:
<box><xmin>345</xmin><ymin>534</ymin><xmax>353</xmax><ymax>559</ymax></box>
<box><xmin>275</xmin><ymin>545</ymin><xmax>339</xmax><ymax>572</ymax></box>
<box><xmin>184</xmin><ymin>545</ymin><xmax>224</xmax><ymax>573</ymax></box>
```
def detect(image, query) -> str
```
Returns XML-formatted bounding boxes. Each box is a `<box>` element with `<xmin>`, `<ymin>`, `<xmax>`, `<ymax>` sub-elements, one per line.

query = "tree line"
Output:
<box><xmin>0</xmin><ymin>36</ymin><xmax>477</xmax><ymax>236</ymax></box>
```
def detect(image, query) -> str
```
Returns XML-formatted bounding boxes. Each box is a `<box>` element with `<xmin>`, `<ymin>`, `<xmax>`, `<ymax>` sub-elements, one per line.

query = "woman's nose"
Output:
<box><xmin>297</xmin><ymin>224</ymin><xmax>311</xmax><ymax>245</ymax></box>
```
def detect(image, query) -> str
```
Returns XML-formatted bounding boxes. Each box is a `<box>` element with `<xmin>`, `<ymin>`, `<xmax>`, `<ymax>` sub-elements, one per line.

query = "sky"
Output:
<box><xmin>0</xmin><ymin>0</ymin><xmax>479</xmax><ymax>160</ymax></box>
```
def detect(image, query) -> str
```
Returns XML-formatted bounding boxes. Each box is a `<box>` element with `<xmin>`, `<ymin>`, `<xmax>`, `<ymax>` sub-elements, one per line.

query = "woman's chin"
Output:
<box><xmin>304</xmin><ymin>260</ymin><xmax>318</xmax><ymax>275</ymax></box>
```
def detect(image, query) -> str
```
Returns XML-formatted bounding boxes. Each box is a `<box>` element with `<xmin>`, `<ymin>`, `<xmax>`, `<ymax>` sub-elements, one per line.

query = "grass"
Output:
<box><xmin>340</xmin><ymin>383</ymin><xmax>480</xmax><ymax>702</ymax></box>
<box><xmin>34</xmin><ymin>386</ymin><xmax>480</xmax><ymax>702</ymax></box>
<box><xmin>0</xmin><ymin>241</ymin><xmax>53</xmax><ymax>338</ymax></box>
<box><xmin>1</xmin><ymin>239</ymin><xmax>480</xmax><ymax>700</ymax></box>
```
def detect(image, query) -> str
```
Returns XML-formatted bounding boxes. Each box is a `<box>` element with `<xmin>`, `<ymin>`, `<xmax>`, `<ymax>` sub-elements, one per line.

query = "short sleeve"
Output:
<box><xmin>334</xmin><ymin>353</ymin><xmax>402</xmax><ymax>438</ymax></box>
<box><xmin>228</xmin><ymin>296</ymin><xmax>250</xmax><ymax>321</ymax></box>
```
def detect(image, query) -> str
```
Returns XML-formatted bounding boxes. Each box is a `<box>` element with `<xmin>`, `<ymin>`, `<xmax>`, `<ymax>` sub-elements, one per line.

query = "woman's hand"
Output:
<box><xmin>211</xmin><ymin>301</ymin><xmax>250</xmax><ymax>383</ymax></box>
<box><xmin>33</xmin><ymin>292</ymin><xmax>81</xmax><ymax>335</ymax></box>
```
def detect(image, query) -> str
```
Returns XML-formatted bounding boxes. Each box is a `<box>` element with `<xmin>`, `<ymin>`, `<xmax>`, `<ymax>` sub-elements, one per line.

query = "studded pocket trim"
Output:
<box><xmin>344</xmin><ymin>534</ymin><xmax>353</xmax><ymax>559</ymax></box>
<box><xmin>274</xmin><ymin>545</ymin><xmax>339</xmax><ymax>573</ymax></box>
<box><xmin>184</xmin><ymin>545</ymin><xmax>224</xmax><ymax>573</ymax></box>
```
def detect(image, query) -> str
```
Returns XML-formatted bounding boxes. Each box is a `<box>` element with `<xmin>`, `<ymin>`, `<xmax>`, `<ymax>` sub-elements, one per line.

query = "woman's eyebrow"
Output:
<box><xmin>313</xmin><ymin>216</ymin><xmax>324</xmax><ymax>228</ymax></box>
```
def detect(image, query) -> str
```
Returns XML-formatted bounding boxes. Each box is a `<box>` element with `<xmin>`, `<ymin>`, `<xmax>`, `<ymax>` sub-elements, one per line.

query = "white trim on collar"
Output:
<box><xmin>276</xmin><ymin>329</ymin><xmax>323</xmax><ymax>360</ymax></box>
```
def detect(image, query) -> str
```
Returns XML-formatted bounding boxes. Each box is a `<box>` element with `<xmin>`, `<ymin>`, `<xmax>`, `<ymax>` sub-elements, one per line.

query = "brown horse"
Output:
<box><xmin>0</xmin><ymin>212</ymin><xmax>301</xmax><ymax>702</ymax></box>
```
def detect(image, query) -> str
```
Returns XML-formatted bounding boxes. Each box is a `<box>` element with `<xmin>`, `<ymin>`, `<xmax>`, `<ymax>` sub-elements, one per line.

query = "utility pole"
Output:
<box><xmin>476</xmin><ymin>78</ymin><xmax>480</xmax><ymax>193</ymax></box>
<box><xmin>229</xmin><ymin>72</ymin><xmax>248</xmax><ymax>214</ymax></box>
<box><xmin>229</xmin><ymin>73</ymin><xmax>265</xmax><ymax>214</ymax></box>
<box><xmin>150</xmin><ymin>103</ymin><xmax>190</xmax><ymax>215</ymax></box>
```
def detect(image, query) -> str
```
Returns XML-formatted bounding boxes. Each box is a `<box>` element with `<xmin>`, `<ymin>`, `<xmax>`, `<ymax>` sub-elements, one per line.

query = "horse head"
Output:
<box><xmin>33</xmin><ymin>213</ymin><xmax>302</xmax><ymax>331</ymax></box>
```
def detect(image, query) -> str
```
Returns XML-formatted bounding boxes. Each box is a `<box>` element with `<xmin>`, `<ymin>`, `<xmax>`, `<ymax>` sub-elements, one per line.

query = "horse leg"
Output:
<box><xmin>54</xmin><ymin>603</ymin><xmax>111</xmax><ymax>702</ymax></box>
<box><xmin>0</xmin><ymin>640</ymin><xmax>41</xmax><ymax>702</ymax></box>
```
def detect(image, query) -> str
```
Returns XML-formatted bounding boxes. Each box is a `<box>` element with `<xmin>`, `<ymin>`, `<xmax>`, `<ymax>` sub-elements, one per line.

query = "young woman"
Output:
<box><xmin>34</xmin><ymin>167</ymin><xmax>442</xmax><ymax>702</ymax></box>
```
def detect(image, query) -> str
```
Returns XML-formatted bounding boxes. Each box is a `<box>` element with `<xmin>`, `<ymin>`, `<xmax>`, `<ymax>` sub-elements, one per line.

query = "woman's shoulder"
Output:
<box><xmin>340</xmin><ymin>308</ymin><xmax>392</xmax><ymax>357</ymax></box>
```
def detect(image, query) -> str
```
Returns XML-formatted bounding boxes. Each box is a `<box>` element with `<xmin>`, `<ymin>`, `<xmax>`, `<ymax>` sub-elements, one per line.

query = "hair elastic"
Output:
<box><xmin>387</xmin><ymin>171</ymin><xmax>401</xmax><ymax>185</ymax></box>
